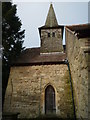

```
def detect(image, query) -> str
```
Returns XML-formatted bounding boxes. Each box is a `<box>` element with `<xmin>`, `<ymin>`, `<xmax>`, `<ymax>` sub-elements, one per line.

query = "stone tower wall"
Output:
<box><xmin>3</xmin><ymin>64</ymin><xmax>73</xmax><ymax>118</ymax></box>
<box><xmin>65</xmin><ymin>27</ymin><xmax>88</xmax><ymax>119</ymax></box>
<box><xmin>40</xmin><ymin>28</ymin><xmax>63</xmax><ymax>53</ymax></box>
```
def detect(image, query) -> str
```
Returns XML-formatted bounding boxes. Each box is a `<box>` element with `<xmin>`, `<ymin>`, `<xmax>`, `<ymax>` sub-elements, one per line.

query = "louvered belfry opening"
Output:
<box><xmin>45</xmin><ymin>85</ymin><xmax>56</xmax><ymax>114</ymax></box>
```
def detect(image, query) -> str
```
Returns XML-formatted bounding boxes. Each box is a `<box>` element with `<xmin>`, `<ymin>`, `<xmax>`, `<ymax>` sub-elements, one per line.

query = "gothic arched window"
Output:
<box><xmin>45</xmin><ymin>85</ymin><xmax>56</xmax><ymax>114</ymax></box>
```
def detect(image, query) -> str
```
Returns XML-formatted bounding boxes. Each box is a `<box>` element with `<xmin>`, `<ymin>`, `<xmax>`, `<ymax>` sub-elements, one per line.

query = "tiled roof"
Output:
<box><xmin>66</xmin><ymin>23</ymin><xmax>90</xmax><ymax>38</ymax></box>
<box><xmin>12</xmin><ymin>47</ymin><xmax>66</xmax><ymax>66</ymax></box>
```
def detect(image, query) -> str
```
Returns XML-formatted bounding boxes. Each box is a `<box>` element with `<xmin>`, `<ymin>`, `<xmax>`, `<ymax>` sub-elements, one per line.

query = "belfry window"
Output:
<box><xmin>52</xmin><ymin>32</ymin><xmax>55</xmax><ymax>37</ymax></box>
<box><xmin>48</xmin><ymin>33</ymin><xmax>50</xmax><ymax>37</ymax></box>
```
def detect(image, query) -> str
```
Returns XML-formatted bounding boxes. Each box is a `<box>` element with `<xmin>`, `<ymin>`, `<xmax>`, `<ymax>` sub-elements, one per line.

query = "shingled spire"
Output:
<box><xmin>39</xmin><ymin>3</ymin><xmax>64</xmax><ymax>53</ymax></box>
<box><xmin>45</xmin><ymin>3</ymin><xmax>58</xmax><ymax>27</ymax></box>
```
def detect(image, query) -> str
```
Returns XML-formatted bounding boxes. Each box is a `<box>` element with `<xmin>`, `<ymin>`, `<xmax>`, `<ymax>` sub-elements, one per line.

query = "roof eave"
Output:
<box><xmin>11</xmin><ymin>61</ymin><xmax>67</xmax><ymax>66</ymax></box>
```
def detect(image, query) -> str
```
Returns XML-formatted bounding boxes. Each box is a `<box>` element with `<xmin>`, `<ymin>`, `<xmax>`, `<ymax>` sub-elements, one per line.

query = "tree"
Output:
<box><xmin>2</xmin><ymin>2</ymin><xmax>25</xmax><ymax>106</ymax></box>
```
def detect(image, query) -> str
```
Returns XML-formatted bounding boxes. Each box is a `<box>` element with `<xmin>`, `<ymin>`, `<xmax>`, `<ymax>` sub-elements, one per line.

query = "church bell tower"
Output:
<box><xmin>39</xmin><ymin>3</ymin><xmax>64</xmax><ymax>53</ymax></box>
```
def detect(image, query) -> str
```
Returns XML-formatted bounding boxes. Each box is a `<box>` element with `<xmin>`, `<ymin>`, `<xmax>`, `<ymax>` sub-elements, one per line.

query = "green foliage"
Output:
<box><xmin>2</xmin><ymin>2</ymin><xmax>25</xmax><ymax>65</ymax></box>
<box><xmin>2</xmin><ymin>2</ymin><xmax>25</xmax><ymax>105</ymax></box>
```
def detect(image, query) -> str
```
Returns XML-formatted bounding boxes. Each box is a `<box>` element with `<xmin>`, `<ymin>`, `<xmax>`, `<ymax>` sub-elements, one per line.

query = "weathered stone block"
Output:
<box><xmin>3</xmin><ymin>64</ymin><xmax>73</xmax><ymax>119</ymax></box>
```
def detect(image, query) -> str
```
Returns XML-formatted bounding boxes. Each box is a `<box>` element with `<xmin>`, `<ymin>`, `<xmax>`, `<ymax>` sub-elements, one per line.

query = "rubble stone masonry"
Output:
<box><xmin>40</xmin><ymin>28</ymin><xmax>63</xmax><ymax>53</ymax></box>
<box><xmin>65</xmin><ymin>27</ymin><xmax>88</xmax><ymax>119</ymax></box>
<box><xmin>4</xmin><ymin>64</ymin><xmax>73</xmax><ymax>118</ymax></box>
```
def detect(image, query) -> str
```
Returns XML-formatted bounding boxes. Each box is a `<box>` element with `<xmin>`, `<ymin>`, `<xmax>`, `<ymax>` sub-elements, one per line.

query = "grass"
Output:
<box><xmin>17</xmin><ymin>115</ymin><xmax>75</xmax><ymax>120</ymax></box>
<box><xmin>2</xmin><ymin>117</ymin><xmax>76</xmax><ymax>120</ymax></box>
<box><xmin>2</xmin><ymin>113</ymin><xmax>76</xmax><ymax>120</ymax></box>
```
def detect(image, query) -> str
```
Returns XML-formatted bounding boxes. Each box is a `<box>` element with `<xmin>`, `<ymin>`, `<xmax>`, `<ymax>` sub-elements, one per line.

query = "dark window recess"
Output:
<box><xmin>52</xmin><ymin>32</ymin><xmax>55</xmax><ymax>37</ymax></box>
<box><xmin>45</xmin><ymin>85</ymin><xmax>56</xmax><ymax>114</ymax></box>
<box><xmin>48</xmin><ymin>33</ymin><xmax>50</xmax><ymax>37</ymax></box>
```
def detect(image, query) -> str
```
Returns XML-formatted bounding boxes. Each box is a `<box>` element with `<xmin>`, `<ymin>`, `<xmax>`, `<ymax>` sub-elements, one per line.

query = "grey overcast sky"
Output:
<box><xmin>12</xmin><ymin>1</ymin><xmax>88</xmax><ymax>48</ymax></box>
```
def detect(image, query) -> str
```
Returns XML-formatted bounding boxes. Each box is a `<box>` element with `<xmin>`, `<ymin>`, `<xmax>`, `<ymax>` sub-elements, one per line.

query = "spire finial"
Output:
<box><xmin>50</xmin><ymin>2</ymin><xmax>53</xmax><ymax>6</ymax></box>
<box><xmin>50</xmin><ymin>2</ymin><xmax>52</xmax><ymax>4</ymax></box>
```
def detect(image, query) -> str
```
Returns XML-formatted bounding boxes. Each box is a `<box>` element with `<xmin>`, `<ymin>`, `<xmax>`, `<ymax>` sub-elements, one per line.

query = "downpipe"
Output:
<box><xmin>64</xmin><ymin>59</ymin><xmax>76</xmax><ymax>120</ymax></box>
